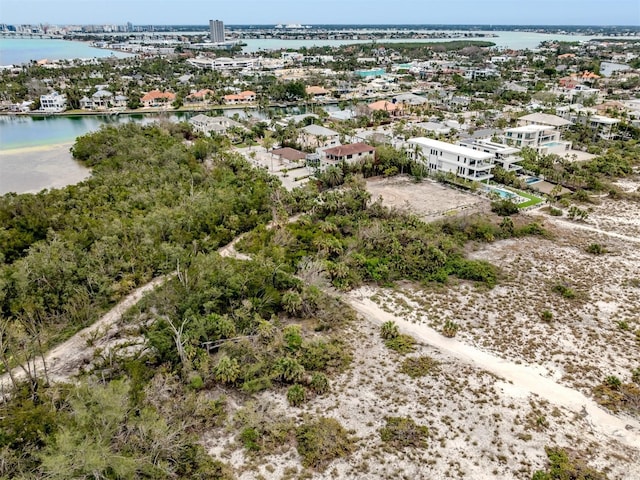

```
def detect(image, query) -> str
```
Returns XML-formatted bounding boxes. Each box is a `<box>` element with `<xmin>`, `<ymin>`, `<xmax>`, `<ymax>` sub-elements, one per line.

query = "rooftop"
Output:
<box><xmin>324</xmin><ymin>143</ymin><xmax>375</xmax><ymax>157</ymax></box>
<box><xmin>302</xmin><ymin>124</ymin><xmax>339</xmax><ymax>137</ymax></box>
<box><xmin>408</xmin><ymin>137</ymin><xmax>494</xmax><ymax>161</ymax></box>
<box><xmin>519</xmin><ymin>112</ymin><xmax>572</xmax><ymax>128</ymax></box>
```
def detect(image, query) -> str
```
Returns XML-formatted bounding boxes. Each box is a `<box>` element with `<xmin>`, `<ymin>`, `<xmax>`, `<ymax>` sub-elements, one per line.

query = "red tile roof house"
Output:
<box><xmin>223</xmin><ymin>90</ymin><xmax>256</xmax><ymax>105</ymax></box>
<box><xmin>141</xmin><ymin>90</ymin><xmax>176</xmax><ymax>107</ymax></box>
<box><xmin>323</xmin><ymin>143</ymin><xmax>376</xmax><ymax>166</ymax></box>
<box><xmin>186</xmin><ymin>89</ymin><xmax>215</xmax><ymax>104</ymax></box>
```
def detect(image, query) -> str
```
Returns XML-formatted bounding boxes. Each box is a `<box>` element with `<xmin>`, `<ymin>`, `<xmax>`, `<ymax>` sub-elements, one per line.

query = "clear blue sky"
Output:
<box><xmin>1</xmin><ymin>0</ymin><xmax>639</xmax><ymax>26</ymax></box>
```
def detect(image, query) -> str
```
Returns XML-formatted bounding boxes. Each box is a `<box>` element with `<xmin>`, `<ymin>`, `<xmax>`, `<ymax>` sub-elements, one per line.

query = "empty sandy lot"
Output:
<box><xmin>366</xmin><ymin>175</ymin><xmax>490</xmax><ymax>221</ymax></box>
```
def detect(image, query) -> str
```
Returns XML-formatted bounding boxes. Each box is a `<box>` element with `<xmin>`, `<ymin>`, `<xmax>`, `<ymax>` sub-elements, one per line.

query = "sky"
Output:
<box><xmin>1</xmin><ymin>0</ymin><xmax>639</xmax><ymax>26</ymax></box>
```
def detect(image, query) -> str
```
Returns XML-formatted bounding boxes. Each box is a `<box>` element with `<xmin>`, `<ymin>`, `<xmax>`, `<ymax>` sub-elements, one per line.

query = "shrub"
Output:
<box><xmin>188</xmin><ymin>373</ymin><xmax>204</xmax><ymax>390</ymax></box>
<box><xmin>380</xmin><ymin>321</ymin><xmax>399</xmax><ymax>340</ymax></box>
<box><xmin>240</xmin><ymin>427</ymin><xmax>261</xmax><ymax>451</ymax></box>
<box><xmin>309</xmin><ymin>372</ymin><xmax>330</xmax><ymax>395</ymax></box>
<box><xmin>287</xmin><ymin>384</ymin><xmax>307</xmax><ymax>407</ymax></box>
<box><xmin>531</xmin><ymin>446</ymin><xmax>609</xmax><ymax>480</ymax></box>
<box><xmin>283</xmin><ymin>325</ymin><xmax>303</xmax><ymax>351</ymax></box>
<box><xmin>296</xmin><ymin>417</ymin><xmax>355</xmax><ymax>471</ymax></box>
<box><xmin>442</xmin><ymin>320</ymin><xmax>459</xmax><ymax>338</ymax></box>
<box><xmin>586</xmin><ymin>243</ymin><xmax>606</xmax><ymax>255</ymax></box>
<box><xmin>551</xmin><ymin>283</ymin><xmax>575</xmax><ymax>299</ymax></box>
<box><xmin>540</xmin><ymin>310</ymin><xmax>553</xmax><ymax>322</ymax></box>
<box><xmin>379</xmin><ymin>416</ymin><xmax>428</xmax><ymax>449</ymax></box>
<box><xmin>491</xmin><ymin>199</ymin><xmax>519</xmax><ymax>216</ymax></box>
<box><xmin>605</xmin><ymin>375</ymin><xmax>622</xmax><ymax>390</ymax></box>
<box><xmin>399</xmin><ymin>356</ymin><xmax>440</xmax><ymax>378</ymax></box>
<box><xmin>384</xmin><ymin>334</ymin><xmax>416</xmax><ymax>354</ymax></box>
<box><xmin>549</xmin><ymin>207</ymin><xmax>563</xmax><ymax>216</ymax></box>
<box><xmin>632</xmin><ymin>368</ymin><xmax>640</xmax><ymax>385</ymax></box>
<box><xmin>213</xmin><ymin>356</ymin><xmax>241</xmax><ymax>384</ymax></box>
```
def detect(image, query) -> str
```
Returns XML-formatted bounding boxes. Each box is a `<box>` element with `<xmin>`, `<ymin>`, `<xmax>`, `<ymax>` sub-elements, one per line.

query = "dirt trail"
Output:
<box><xmin>530</xmin><ymin>211</ymin><xmax>640</xmax><ymax>244</ymax></box>
<box><xmin>346</xmin><ymin>287</ymin><xmax>640</xmax><ymax>451</ymax></box>
<box><xmin>1</xmin><ymin>275</ymin><xmax>171</xmax><ymax>392</ymax></box>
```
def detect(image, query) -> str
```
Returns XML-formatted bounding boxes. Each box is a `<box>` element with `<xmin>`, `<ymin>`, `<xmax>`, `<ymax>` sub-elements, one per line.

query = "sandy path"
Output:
<box><xmin>346</xmin><ymin>287</ymin><xmax>640</xmax><ymax>451</ymax></box>
<box><xmin>0</xmin><ymin>275</ymin><xmax>171</xmax><ymax>391</ymax></box>
<box><xmin>531</xmin><ymin>212</ymin><xmax>640</xmax><ymax>244</ymax></box>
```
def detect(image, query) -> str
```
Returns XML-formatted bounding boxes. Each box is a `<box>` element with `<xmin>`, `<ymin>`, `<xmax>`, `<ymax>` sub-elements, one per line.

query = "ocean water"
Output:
<box><xmin>0</xmin><ymin>38</ymin><xmax>132</xmax><ymax>65</ymax></box>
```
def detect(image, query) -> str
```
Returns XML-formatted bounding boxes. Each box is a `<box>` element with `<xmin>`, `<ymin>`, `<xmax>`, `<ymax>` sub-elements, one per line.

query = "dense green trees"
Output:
<box><xmin>0</xmin><ymin>123</ymin><xmax>278</xmax><ymax>378</ymax></box>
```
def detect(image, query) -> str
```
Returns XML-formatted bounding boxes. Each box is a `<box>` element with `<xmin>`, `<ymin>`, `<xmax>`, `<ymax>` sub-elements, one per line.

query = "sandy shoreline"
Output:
<box><xmin>0</xmin><ymin>142</ymin><xmax>90</xmax><ymax>195</ymax></box>
<box><xmin>0</xmin><ymin>141</ymin><xmax>74</xmax><ymax>156</ymax></box>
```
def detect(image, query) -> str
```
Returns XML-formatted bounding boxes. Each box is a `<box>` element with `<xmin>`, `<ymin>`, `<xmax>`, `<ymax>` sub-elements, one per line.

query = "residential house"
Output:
<box><xmin>407</xmin><ymin>137</ymin><xmax>494</xmax><ymax>182</ymax></box>
<box><xmin>305</xmin><ymin>85</ymin><xmax>330</xmax><ymax>98</ymax></box>
<box><xmin>299</xmin><ymin>124</ymin><xmax>341</xmax><ymax>150</ymax></box>
<box><xmin>368</xmin><ymin>100</ymin><xmax>403</xmax><ymax>117</ymax></box>
<box><xmin>189</xmin><ymin>114</ymin><xmax>244</xmax><ymax>135</ymax></box>
<box><xmin>270</xmin><ymin>147</ymin><xmax>307</xmax><ymax>164</ymax></box>
<box><xmin>557</xmin><ymin>106</ymin><xmax>621</xmax><ymax>140</ymax></box>
<box><xmin>141</xmin><ymin>90</ymin><xmax>176</xmax><ymax>108</ymax></box>
<box><xmin>223</xmin><ymin>90</ymin><xmax>256</xmax><ymax>105</ymax></box>
<box><xmin>458</xmin><ymin>138</ymin><xmax>522</xmax><ymax>172</ymax></box>
<box><xmin>40</xmin><ymin>91</ymin><xmax>67</xmax><ymax>112</ymax></box>
<box><xmin>80</xmin><ymin>89</ymin><xmax>115</xmax><ymax>110</ymax></box>
<box><xmin>503</xmin><ymin>125</ymin><xmax>572</xmax><ymax>155</ymax></box>
<box><xmin>517</xmin><ymin>112</ymin><xmax>572</xmax><ymax>130</ymax></box>
<box><xmin>393</xmin><ymin>93</ymin><xmax>428</xmax><ymax>106</ymax></box>
<box><xmin>323</xmin><ymin>143</ymin><xmax>376</xmax><ymax>167</ymax></box>
<box><xmin>186</xmin><ymin>89</ymin><xmax>215</xmax><ymax>105</ymax></box>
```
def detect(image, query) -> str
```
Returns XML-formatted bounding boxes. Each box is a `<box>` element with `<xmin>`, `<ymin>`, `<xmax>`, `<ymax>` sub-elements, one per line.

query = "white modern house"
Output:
<box><xmin>407</xmin><ymin>137</ymin><xmax>494</xmax><ymax>182</ymax></box>
<box><xmin>458</xmin><ymin>138</ymin><xmax>522</xmax><ymax>172</ymax></box>
<box><xmin>39</xmin><ymin>91</ymin><xmax>67</xmax><ymax>112</ymax></box>
<box><xmin>189</xmin><ymin>114</ymin><xmax>243</xmax><ymax>135</ymax></box>
<box><xmin>503</xmin><ymin>125</ymin><xmax>572</xmax><ymax>155</ymax></box>
<box><xmin>556</xmin><ymin>106</ymin><xmax>620</xmax><ymax>140</ymax></box>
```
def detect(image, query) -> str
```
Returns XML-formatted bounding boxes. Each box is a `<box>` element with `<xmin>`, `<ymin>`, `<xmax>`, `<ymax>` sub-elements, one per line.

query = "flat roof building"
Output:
<box><xmin>209</xmin><ymin>19</ymin><xmax>224</xmax><ymax>43</ymax></box>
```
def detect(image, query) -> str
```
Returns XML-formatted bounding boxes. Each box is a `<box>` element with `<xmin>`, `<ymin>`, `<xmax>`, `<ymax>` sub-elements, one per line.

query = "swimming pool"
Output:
<box><xmin>525</xmin><ymin>176</ymin><xmax>541</xmax><ymax>185</ymax></box>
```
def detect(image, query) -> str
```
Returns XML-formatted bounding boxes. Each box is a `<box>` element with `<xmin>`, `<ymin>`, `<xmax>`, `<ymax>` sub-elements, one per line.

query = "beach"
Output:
<box><xmin>0</xmin><ymin>142</ymin><xmax>90</xmax><ymax>195</ymax></box>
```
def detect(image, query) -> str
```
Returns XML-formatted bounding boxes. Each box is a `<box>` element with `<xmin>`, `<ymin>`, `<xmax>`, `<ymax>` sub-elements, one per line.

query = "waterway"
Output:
<box><xmin>0</xmin><ymin>38</ymin><xmax>132</xmax><ymax>65</ymax></box>
<box><xmin>0</xmin><ymin>110</ymin><xmax>267</xmax><ymax>195</ymax></box>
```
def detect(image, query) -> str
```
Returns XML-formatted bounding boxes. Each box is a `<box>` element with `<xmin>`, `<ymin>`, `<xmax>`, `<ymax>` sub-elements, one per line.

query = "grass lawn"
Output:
<box><xmin>506</xmin><ymin>187</ymin><xmax>544</xmax><ymax>208</ymax></box>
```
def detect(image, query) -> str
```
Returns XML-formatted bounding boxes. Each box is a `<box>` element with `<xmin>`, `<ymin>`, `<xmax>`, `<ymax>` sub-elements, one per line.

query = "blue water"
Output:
<box><xmin>0</xmin><ymin>38</ymin><xmax>131</xmax><ymax>65</ymax></box>
<box><xmin>525</xmin><ymin>177</ymin><xmax>541</xmax><ymax>184</ymax></box>
<box><xmin>493</xmin><ymin>188</ymin><xmax>516</xmax><ymax>199</ymax></box>
<box><xmin>1</xmin><ymin>31</ymin><xmax>606</xmax><ymax>64</ymax></box>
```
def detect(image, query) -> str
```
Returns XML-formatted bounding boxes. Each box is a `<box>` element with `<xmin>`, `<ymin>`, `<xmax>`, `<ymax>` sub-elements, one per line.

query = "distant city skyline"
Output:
<box><xmin>1</xmin><ymin>0</ymin><xmax>639</xmax><ymax>26</ymax></box>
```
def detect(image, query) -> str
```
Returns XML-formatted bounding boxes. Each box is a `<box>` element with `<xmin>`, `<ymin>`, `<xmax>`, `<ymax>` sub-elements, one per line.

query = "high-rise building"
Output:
<box><xmin>209</xmin><ymin>19</ymin><xmax>225</xmax><ymax>43</ymax></box>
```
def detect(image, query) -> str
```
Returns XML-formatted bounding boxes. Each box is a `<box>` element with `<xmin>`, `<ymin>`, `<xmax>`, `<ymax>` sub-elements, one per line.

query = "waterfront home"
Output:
<box><xmin>503</xmin><ymin>125</ymin><xmax>572</xmax><ymax>155</ymax></box>
<box><xmin>186</xmin><ymin>89</ymin><xmax>216</xmax><ymax>105</ymax></box>
<box><xmin>39</xmin><ymin>91</ymin><xmax>67</xmax><ymax>113</ymax></box>
<box><xmin>393</xmin><ymin>93</ymin><xmax>428</xmax><ymax>106</ymax></box>
<box><xmin>556</xmin><ymin>106</ymin><xmax>621</xmax><ymax>140</ymax></box>
<box><xmin>189</xmin><ymin>114</ymin><xmax>244</xmax><ymax>135</ymax></box>
<box><xmin>223</xmin><ymin>90</ymin><xmax>256</xmax><ymax>105</ymax></box>
<box><xmin>305</xmin><ymin>86</ymin><xmax>330</xmax><ymax>98</ymax></box>
<box><xmin>368</xmin><ymin>100</ymin><xmax>403</xmax><ymax>116</ymax></box>
<box><xmin>141</xmin><ymin>90</ymin><xmax>176</xmax><ymax>108</ymax></box>
<box><xmin>407</xmin><ymin>137</ymin><xmax>494</xmax><ymax>182</ymax></box>
<box><xmin>80</xmin><ymin>90</ymin><xmax>114</xmax><ymax>110</ymax></box>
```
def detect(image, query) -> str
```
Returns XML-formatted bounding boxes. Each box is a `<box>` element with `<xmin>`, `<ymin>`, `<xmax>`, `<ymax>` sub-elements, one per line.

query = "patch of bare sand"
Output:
<box><xmin>203</xmin><ymin>317</ymin><xmax>639</xmax><ymax>479</ymax></box>
<box><xmin>366</xmin><ymin>176</ymin><xmax>489</xmax><ymax>221</ymax></box>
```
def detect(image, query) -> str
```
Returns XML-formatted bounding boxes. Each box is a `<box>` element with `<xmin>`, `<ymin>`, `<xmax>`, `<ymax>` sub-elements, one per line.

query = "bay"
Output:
<box><xmin>0</xmin><ymin>38</ymin><xmax>132</xmax><ymax>66</ymax></box>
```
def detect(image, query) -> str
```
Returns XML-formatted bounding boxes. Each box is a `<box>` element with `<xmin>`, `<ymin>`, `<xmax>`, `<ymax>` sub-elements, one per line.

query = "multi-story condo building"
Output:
<box><xmin>407</xmin><ymin>137</ymin><xmax>494</xmax><ymax>182</ymax></box>
<box><xmin>209</xmin><ymin>19</ymin><xmax>224</xmax><ymax>43</ymax></box>
<box><xmin>503</xmin><ymin>125</ymin><xmax>572</xmax><ymax>156</ymax></box>
<box><xmin>39</xmin><ymin>91</ymin><xmax>67</xmax><ymax>112</ymax></box>
<box><xmin>458</xmin><ymin>138</ymin><xmax>522</xmax><ymax>172</ymax></box>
